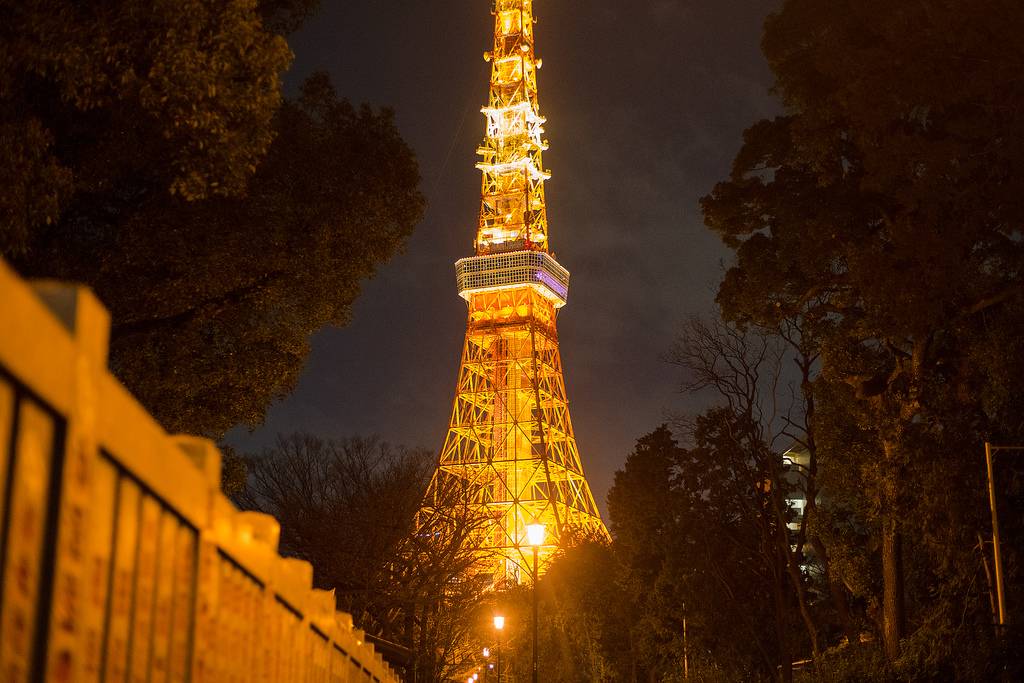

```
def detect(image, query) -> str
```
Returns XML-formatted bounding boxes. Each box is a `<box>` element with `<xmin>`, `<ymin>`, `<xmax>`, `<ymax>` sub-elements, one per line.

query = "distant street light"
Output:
<box><xmin>985</xmin><ymin>442</ymin><xmax>1024</xmax><ymax>631</ymax></box>
<box><xmin>527</xmin><ymin>523</ymin><xmax>546</xmax><ymax>683</ymax></box>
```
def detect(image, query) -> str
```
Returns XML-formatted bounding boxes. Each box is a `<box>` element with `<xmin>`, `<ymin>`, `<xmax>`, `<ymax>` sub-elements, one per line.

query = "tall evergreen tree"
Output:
<box><xmin>1</xmin><ymin>1</ymin><xmax>424</xmax><ymax>437</ymax></box>
<box><xmin>702</xmin><ymin>0</ymin><xmax>1024</xmax><ymax>664</ymax></box>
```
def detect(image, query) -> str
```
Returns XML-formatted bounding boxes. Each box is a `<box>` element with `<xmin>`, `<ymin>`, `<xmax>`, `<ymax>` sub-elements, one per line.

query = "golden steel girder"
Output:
<box><xmin>475</xmin><ymin>0</ymin><xmax>549</xmax><ymax>254</ymax></box>
<box><xmin>422</xmin><ymin>0</ymin><xmax>608</xmax><ymax>586</ymax></box>
<box><xmin>425</xmin><ymin>287</ymin><xmax>606</xmax><ymax>583</ymax></box>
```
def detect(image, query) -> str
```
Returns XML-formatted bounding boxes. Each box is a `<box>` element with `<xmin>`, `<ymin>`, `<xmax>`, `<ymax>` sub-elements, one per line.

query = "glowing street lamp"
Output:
<box><xmin>527</xmin><ymin>523</ymin><xmax>545</xmax><ymax>683</ymax></box>
<box><xmin>527</xmin><ymin>523</ymin><xmax>546</xmax><ymax>547</ymax></box>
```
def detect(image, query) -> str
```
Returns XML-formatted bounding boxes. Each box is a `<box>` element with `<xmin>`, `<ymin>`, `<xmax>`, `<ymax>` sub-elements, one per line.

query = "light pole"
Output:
<box><xmin>683</xmin><ymin>612</ymin><xmax>690</xmax><ymax>680</ymax></box>
<box><xmin>527</xmin><ymin>523</ymin><xmax>546</xmax><ymax>683</ymax></box>
<box><xmin>985</xmin><ymin>442</ymin><xmax>1024</xmax><ymax>631</ymax></box>
<box><xmin>493</xmin><ymin>615</ymin><xmax>505</xmax><ymax>683</ymax></box>
<box><xmin>483</xmin><ymin>647</ymin><xmax>490</xmax><ymax>683</ymax></box>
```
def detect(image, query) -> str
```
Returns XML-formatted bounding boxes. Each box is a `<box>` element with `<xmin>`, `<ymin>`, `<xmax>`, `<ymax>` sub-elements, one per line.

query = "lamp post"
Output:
<box><xmin>985</xmin><ymin>442</ymin><xmax>1024</xmax><ymax>631</ymax></box>
<box><xmin>493</xmin><ymin>615</ymin><xmax>505</xmax><ymax>683</ymax></box>
<box><xmin>483</xmin><ymin>648</ymin><xmax>490</xmax><ymax>683</ymax></box>
<box><xmin>526</xmin><ymin>523</ymin><xmax>546</xmax><ymax>683</ymax></box>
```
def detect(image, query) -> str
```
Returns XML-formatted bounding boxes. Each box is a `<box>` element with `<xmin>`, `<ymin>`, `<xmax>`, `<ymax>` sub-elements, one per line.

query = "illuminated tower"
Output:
<box><xmin>424</xmin><ymin>0</ymin><xmax>607</xmax><ymax>583</ymax></box>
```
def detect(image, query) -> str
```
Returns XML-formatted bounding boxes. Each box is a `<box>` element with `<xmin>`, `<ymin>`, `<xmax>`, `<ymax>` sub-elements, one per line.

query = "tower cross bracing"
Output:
<box><xmin>423</xmin><ymin>0</ymin><xmax>608</xmax><ymax>583</ymax></box>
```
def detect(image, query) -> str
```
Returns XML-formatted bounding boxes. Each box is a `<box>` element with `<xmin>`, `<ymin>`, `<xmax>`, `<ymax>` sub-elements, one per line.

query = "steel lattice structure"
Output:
<box><xmin>423</xmin><ymin>0</ymin><xmax>608</xmax><ymax>584</ymax></box>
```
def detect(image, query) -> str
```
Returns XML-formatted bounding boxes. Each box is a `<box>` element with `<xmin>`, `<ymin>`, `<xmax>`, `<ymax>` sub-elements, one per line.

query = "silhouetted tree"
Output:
<box><xmin>0</xmin><ymin>0</ymin><xmax>292</xmax><ymax>250</ymax></box>
<box><xmin>702</xmin><ymin>0</ymin><xmax>1024</xmax><ymax>672</ymax></box>
<box><xmin>1</xmin><ymin>2</ymin><xmax>424</xmax><ymax>438</ymax></box>
<box><xmin>606</xmin><ymin>426</ymin><xmax>689</xmax><ymax>680</ymax></box>
<box><xmin>670</xmin><ymin>318</ymin><xmax>844</xmax><ymax>664</ymax></box>
<box><xmin>258</xmin><ymin>0</ymin><xmax>322</xmax><ymax>34</ymax></box>
<box><xmin>237</xmin><ymin>433</ymin><xmax>490</xmax><ymax>682</ymax></box>
<box><xmin>609</xmin><ymin>421</ymin><xmax>791</xmax><ymax>683</ymax></box>
<box><xmin>488</xmin><ymin>536</ymin><xmax>635</xmax><ymax>683</ymax></box>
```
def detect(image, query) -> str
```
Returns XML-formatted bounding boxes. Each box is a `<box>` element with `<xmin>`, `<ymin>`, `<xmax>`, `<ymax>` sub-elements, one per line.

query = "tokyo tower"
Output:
<box><xmin>423</xmin><ymin>0</ymin><xmax>608</xmax><ymax>583</ymax></box>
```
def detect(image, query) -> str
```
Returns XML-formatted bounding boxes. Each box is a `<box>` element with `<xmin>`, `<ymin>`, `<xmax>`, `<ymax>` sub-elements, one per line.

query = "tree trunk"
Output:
<box><xmin>809</xmin><ymin>534</ymin><xmax>859</xmax><ymax>644</ymax></box>
<box><xmin>881</xmin><ymin>516</ymin><xmax>904</xmax><ymax>660</ymax></box>
<box><xmin>787</xmin><ymin>557</ymin><xmax>821</xmax><ymax>659</ymax></box>
<box><xmin>772</xmin><ymin>563</ymin><xmax>793</xmax><ymax>683</ymax></box>
<box><xmin>880</xmin><ymin>436</ymin><xmax>905</xmax><ymax>660</ymax></box>
<box><xmin>771</xmin><ymin>494</ymin><xmax>820</xmax><ymax>660</ymax></box>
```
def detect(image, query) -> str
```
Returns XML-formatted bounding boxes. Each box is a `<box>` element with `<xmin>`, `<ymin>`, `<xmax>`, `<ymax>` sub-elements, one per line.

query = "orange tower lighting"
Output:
<box><xmin>422</xmin><ymin>0</ymin><xmax>608</xmax><ymax>584</ymax></box>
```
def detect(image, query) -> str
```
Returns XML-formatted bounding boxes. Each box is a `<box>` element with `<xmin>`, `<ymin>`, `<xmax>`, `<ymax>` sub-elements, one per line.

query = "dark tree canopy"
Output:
<box><xmin>236</xmin><ymin>433</ymin><xmax>491</xmax><ymax>681</ymax></box>
<box><xmin>607</xmin><ymin>422</ymin><xmax>793</xmax><ymax>682</ymax></box>
<box><xmin>0</xmin><ymin>0</ymin><xmax>294</xmax><ymax>253</ymax></box>
<box><xmin>701</xmin><ymin>0</ymin><xmax>1024</xmax><ymax>672</ymax></box>
<box><xmin>11</xmin><ymin>74</ymin><xmax>423</xmax><ymax>437</ymax></box>
<box><xmin>1</xmin><ymin>1</ymin><xmax>424</xmax><ymax>437</ymax></box>
<box><xmin>704</xmin><ymin>0</ymin><xmax>1024</xmax><ymax>381</ymax></box>
<box><xmin>489</xmin><ymin>539</ymin><xmax>635</xmax><ymax>683</ymax></box>
<box><xmin>236</xmin><ymin>434</ymin><xmax>432</xmax><ymax>605</ymax></box>
<box><xmin>258</xmin><ymin>0</ymin><xmax>322</xmax><ymax>35</ymax></box>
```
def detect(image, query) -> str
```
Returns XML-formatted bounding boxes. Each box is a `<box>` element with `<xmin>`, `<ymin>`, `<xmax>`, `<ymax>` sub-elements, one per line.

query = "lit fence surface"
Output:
<box><xmin>0</xmin><ymin>258</ymin><xmax>402</xmax><ymax>683</ymax></box>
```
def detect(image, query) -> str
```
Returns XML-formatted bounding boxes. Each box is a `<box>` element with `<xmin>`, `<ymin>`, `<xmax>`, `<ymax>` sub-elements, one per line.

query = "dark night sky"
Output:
<box><xmin>226</xmin><ymin>0</ymin><xmax>782</xmax><ymax>516</ymax></box>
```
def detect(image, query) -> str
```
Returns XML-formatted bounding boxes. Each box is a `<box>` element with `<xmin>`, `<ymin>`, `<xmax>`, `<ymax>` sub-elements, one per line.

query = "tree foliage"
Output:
<box><xmin>611</xmin><ymin>422</ymin><xmax>788</xmax><ymax>682</ymax></box>
<box><xmin>586</xmin><ymin>413</ymin><xmax>808</xmax><ymax>683</ymax></box>
<box><xmin>258</xmin><ymin>0</ymin><xmax>322</xmax><ymax>35</ymax></box>
<box><xmin>486</xmin><ymin>539</ymin><xmax>636</xmax><ymax>683</ymax></box>
<box><xmin>1</xmin><ymin>1</ymin><xmax>425</xmax><ymax>438</ymax></box>
<box><xmin>236</xmin><ymin>433</ymin><xmax>491</xmax><ymax>682</ymax></box>
<box><xmin>697</xmin><ymin>0</ymin><xmax>1024</xmax><ymax>676</ymax></box>
<box><xmin>0</xmin><ymin>0</ymin><xmax>293</xmax><ymax>252</ymax></box>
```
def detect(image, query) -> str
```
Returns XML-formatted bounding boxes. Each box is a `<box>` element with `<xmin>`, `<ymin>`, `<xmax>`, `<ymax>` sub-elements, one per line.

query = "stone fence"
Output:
<box><xmin>0</xmin><ymin>258</ymin><xmax>401</xmax><ymax>683</ymax></box>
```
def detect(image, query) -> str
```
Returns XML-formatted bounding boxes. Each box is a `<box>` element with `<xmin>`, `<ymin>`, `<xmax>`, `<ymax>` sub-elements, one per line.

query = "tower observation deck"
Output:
<box><xmin>422</xmin><ymin>0</ymin><xmax>608</xmax><ymax>583</ymax></box>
